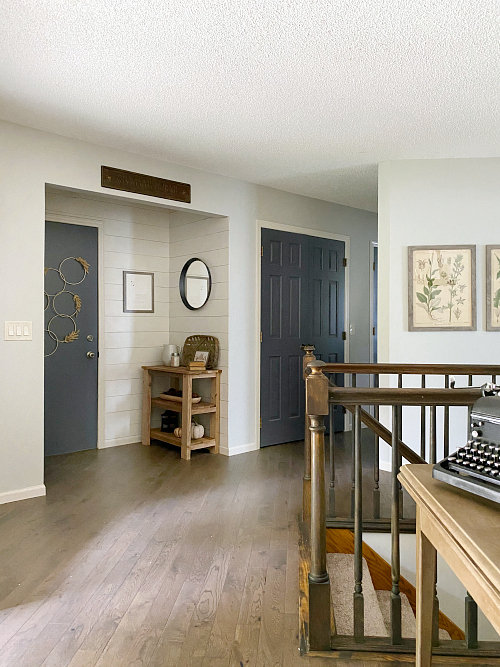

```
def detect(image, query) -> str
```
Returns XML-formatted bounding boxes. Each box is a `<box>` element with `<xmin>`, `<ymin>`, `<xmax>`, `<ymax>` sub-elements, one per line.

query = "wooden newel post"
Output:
<box><xmin>301</xmin><ymin>344</ymin><xmax>316</xmax><ymax>523</ymax></box>
<box><xmin>306</xmin><ymin>359</ymin><xmax>330</xmax><ymax>651</ymax></box>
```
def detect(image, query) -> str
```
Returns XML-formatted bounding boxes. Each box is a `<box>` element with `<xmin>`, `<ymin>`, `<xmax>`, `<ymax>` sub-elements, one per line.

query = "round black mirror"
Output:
<box><xmin>179</xmin><ymin>258</ymin><xmax>211</xmax><ymax>310</ymax></box>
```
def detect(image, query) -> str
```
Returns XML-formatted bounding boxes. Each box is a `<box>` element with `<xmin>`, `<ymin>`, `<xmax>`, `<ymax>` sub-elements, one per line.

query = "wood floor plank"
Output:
<box><xmin>229</xmin><ymin>567</ymin><xmax>266</xmax><ymax>667</ymax></box>
<box><xmin>255</xmin><ymin>549</ymin><xmax>287</xmax><ymax>667</ymax></box>
<box><xmin>0</xmin><ymin>440</ymin><xmax>390</xmax><ymax>667</ymax></box>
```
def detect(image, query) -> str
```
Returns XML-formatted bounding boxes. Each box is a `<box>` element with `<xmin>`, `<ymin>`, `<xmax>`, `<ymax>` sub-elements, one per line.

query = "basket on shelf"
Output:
<box><xmin>181</xmin><ymin>335</ymin><xmax>219</xmax><ymax>369</ymax></box>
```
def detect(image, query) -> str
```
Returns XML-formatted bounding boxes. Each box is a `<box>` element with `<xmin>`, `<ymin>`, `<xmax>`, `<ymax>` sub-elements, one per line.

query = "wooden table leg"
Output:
<box><xmin>142</xmin><ymin>369</ymin><xmax>152</xmax><ymax>446</ymax></box>
<box><xmin>210</xmin><ymin>372</ymin><xmax>220</xmax><ymax>454</ymax></box>
<box><xmin>416</xmin><ymin>507</ymin><xmax>436</xmax><ymax>667</ymax></box>
<box><xmin>181</xmin><ymin>373</ymin><xmax>193</xmax><ymax>460</ymax></box>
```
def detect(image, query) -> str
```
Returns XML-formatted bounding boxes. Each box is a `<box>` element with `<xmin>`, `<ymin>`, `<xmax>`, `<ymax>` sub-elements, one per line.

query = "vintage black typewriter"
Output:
<box><xmin>433</xmin><ymin>383</ymin><xmax>500</xmax><ymax>504</ymax></box>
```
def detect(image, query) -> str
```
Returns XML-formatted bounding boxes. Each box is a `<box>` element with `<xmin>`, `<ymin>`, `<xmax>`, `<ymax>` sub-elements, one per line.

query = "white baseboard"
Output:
<box><xmin>379</xmin><ymin>459</ymin><xmax>392</xmax><ymax>472</ymax></box>
<box><xmin>219</xmin><ymin>442</ymin><xmax>259</xmax><ymax>457</ymax></box>
<box><xmin>101</xmin><ymin>436</ymin><xmax>141</xmax><ymax>449</ymax></box>
<box><xmin>0</xmin><ymin>484</ymin><xmax>46</xmax><ymax>505</ymax></box>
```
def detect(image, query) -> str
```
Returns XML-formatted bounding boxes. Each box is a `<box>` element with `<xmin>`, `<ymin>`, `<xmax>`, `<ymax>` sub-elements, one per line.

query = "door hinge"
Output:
<box><xmin>343</xmin><ymin>257</ymin><xmax>347</xmax><ymax>268</ymax></box>
<box><xmin>260</xmin><ymin>418</ymin><xmax>262</xmax><ymax>429</ymax></box>
<box><xmin>261</xmin><ymin>245</ymin><xmax>264</xmax><ymax>257</ymax></box>
<box><xmin>373</xmin><ymin>261</ymin><xmax>376</xmax><ymax>271</ymax></box>
<box><xmin>342</xmin><ymin>331</ymin><xmax>347</xmax><ymax>340</ymax></box>
<box><xmin>260</xmin><ymin>331</ymin><xmax>263</xmax><ymax>343</ymax></box>
<box><xmin>373</xmin><ymin>327</ymin><xmax>376</xmax><ymax>336</ymax></box>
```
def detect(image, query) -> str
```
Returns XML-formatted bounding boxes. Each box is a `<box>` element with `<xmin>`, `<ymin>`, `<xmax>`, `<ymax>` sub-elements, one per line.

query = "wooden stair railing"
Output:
<box><xmin>302</xmin><ymin>354</ymin><xmax>500</xmax><ymax>659</ymax></box>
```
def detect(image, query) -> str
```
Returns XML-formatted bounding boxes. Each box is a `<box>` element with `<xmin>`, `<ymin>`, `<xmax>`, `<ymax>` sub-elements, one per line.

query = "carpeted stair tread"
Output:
<box><xmin>327</xmin><ymin>553</ymin><xmax>387</xmax><ymax>637</ymax></box>
<box><xmin>375</xmin><ymin>589</ymin><xmax>417</xmax><ymax>638</ymax></box>
<box><xmin>376</xmin><ymin>589</ymin><xmax>451</xmax><ymax>640</ymax></box>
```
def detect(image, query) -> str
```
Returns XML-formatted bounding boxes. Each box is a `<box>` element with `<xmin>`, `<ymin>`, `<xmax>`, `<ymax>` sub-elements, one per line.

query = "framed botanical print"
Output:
<box><xmin>486</xmin><ymin>246</ymin><xmax>500</xmax><ymax>331</ymax></box>
<box><xmin>408</xmin><ymin>245</ymin><xmax>476</xmax><ymax>331</ymax></box>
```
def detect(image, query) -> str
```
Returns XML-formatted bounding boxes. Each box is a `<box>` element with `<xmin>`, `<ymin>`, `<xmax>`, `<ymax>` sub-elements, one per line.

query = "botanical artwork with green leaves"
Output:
<box><xmin>409</xmin><ymin>246</ymin><xmax>476</xmax><ymax>331</ymax></box>
<box><xmin>487</xmin><ymin>246</ymin><xmax>500</xmax><ymax>331</ymax></box>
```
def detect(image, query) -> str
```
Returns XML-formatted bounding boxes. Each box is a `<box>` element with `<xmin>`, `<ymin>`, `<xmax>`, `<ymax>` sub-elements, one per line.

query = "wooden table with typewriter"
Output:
<box><xmin>400</xmin><ymin>382</ymin><xmax>500</xmax><ymax>666</ymax></box>
<box><xmin>399</xmin><ymin>464</ymin><xmax>500</xmax><ymax>666</ymax></box>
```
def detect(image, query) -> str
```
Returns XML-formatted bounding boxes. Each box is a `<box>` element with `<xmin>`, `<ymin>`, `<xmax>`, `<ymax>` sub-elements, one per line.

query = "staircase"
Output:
<box><xmin>327</xmin><ymin>553</ymin><xmax>451</xmax><ymax>640</ymax></box>
<box><xmin>301</xmin><ymin>356</ymin><xmax>500</xmax><ymax>660</ymax></box>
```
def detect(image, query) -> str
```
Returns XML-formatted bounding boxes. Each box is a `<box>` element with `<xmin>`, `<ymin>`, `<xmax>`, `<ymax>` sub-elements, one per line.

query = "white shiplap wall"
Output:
<box><xmin>45</xmin><ymin>189</ymin><xmax>170</xmax><ymax>448</ymax></box>
<box><xmin>168</xmin><ymin>211</ymin><xmax>229</xmax><ymax>453</ymax></box>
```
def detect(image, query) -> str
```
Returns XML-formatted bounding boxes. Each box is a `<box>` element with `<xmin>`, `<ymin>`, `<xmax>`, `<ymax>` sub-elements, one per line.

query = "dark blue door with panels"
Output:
<box><xmin>260</xmin><ymin>228</ymin><xmax>345</xmax><ymax>447</ymax></box>
<box><xmin>308</xmin><ymin>235</ymin><xmax>346</xmax><ymax>433</ymax></box>
<box><xmin>44</xmin><ymin>221</ymin><xmax>98</xmax><ymax>456</ymax></box>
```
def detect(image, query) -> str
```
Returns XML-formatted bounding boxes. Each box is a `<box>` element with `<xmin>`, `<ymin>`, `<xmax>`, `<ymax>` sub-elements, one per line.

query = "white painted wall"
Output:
<box><xmin>0</xmin><ymin>119</ymin><xmax>376</xmax><ymax>502</ymax></box>
<box><xmin>45</xmin><ymin>189</ymin><xmax>170</xmax><ymax>448</ymax></box>
<box><xmin>376</xmin><ymin>157</ymin><xmax>500</xmax><ymax>640</ymax></box>
<box><xmin>378</xmin><ymin>158</ymin><xmax>500</xmax><ymax>467</ymax></box>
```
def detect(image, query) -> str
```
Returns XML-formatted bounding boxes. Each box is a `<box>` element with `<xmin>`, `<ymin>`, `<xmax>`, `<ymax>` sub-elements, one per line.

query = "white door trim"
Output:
<box><xmin>44</xmin><ymin>211</ymin><xmax>106</xmax><ymax>450</ymax></box>
<box><xmin>255</xmin><ymin>219</ymin><xmax>351</xmax><ymax>449</ymax></box>
<box><xmin>369</xmin><ymin>241</ymin><xmax>378</xmax><ymax>367</ymax></box>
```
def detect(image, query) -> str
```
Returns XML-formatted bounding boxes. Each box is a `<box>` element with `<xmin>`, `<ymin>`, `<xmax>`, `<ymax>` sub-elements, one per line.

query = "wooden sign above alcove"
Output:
<box><xmin>101</xmin><ymin>165</ymin><xmax>191</xmax><ymax>203</ymax></box>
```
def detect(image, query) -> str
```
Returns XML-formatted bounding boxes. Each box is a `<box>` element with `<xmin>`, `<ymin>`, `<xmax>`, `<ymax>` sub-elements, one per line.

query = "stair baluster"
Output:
<box><xmin>350</xmin><ymin>373</ymin><xmax>357</xmax><ymax>519</ymax></box>
<box><xmin>430</xmin><ymin>405</ymin><xmax>437</xmax><ymax>464</ymax></box>
<box><xmin>397</xmin><ymin>374</ymin><xmax>404</xmax><ymax>519</ymax></box>
<box><xmin>420</xmin><ymin>375</ymin><xmax>426</xmax><ymax>459</ymax></box>
<box><xmin>465</xmin><ymin>591</ymin><xmax>479</xmax><ymax>649</ymax></box>
<box><xmin>444</xmin><ymin>375</ymin><xmax>450</xmax><ymax>458</ymax></box>
<box><xmin>329</xmin><ymin>400</ymin><xmax>335</xmax><ymax>517</ymax></box>
<box><xmin>373</xmin><ymin>387</ymin><xmax>380</xmax><ymax>520</ymax></box>
<box><xmin>390</xmin><ymin>405</ymin><xmax>402</xmax><ymax>644</ymax></box>
<box><xmin>353</xmin><ymin>405</ymin><xmax>364</xmax><ymax>642</ymax></box>
<box><xmin>468</xmin><ymin>374</ymin><xmax>473</xmax><ymax>441</ymax></box>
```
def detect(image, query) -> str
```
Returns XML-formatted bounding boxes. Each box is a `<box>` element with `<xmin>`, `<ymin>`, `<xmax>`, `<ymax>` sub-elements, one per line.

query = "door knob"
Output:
<box><xmin>86</xmin><ymin>351</ymin><xmax>95</xmax><ymax>359</ymax></box>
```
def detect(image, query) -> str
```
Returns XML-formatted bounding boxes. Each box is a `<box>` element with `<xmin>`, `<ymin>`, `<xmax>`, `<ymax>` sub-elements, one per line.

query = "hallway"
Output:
<box><xmin>0</xmin><ymin>441</ymin><xmax>370</xmax><ymax>667</ymax></box>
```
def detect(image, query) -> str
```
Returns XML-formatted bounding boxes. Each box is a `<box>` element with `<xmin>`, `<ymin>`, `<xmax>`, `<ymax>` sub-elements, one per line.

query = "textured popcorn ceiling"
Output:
<box><xmin>1</xmin><ymin>1</ymin><xmax>499</xmax><ymax>212</ymax></box>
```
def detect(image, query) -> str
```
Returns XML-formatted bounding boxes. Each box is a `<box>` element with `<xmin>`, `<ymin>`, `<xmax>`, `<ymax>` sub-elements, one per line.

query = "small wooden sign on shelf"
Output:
<box><xmin>188</xmin><ymin>361</ymin><xmax>206</xmax><ymax>371</ymax></box>
<box><xmin>188</xmin><ymin>350</ymin><xmax>208</xmax><ymax>371</ymax></box>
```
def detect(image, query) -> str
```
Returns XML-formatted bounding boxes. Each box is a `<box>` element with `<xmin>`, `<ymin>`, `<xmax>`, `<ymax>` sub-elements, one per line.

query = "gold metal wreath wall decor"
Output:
<box><xmin>44</xmin><ymin>256</ymin><xmax>89</xmax><ymax>357</ymax></box>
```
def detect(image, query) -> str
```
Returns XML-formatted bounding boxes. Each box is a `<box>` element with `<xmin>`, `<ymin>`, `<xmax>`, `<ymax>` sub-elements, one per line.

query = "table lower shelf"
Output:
<box><xmin>151</xmin><ymin>397</ymin><xmax>216</xmax><ymax>414</ymax></box>
<box><xmin>150</xmin><ymin>428</ymin><xmax>216</xmax><ymax>451</ymax></box>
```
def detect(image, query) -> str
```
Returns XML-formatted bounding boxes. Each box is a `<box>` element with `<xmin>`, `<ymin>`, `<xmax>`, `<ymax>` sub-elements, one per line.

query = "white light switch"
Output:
<box><xmin>4</xmin><ymin>321</ymin><xmax>32</xmax><ymax>340</ymax></box>
<box><xmin>349</xmin><ymin>323</ymin><xmax>356</xmax><ymax>335</ymax></box>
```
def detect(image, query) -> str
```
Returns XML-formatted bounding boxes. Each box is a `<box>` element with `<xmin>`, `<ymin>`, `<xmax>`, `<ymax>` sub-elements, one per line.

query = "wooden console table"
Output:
<box><xmin>399</xmin><ymin>464</ymin><xmax>500</xmax><ymax>667</ymax></box>
<box><xmin>142</xmin><ymin>365</ymin><xmax>221</xmax><ymax>460</ymax></box>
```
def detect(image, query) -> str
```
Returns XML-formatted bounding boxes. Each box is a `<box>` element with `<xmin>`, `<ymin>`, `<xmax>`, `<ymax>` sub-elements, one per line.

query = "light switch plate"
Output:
<box><xmin>5</xmin><ymin>321</ymin><xmax>32</xmax><ymax>340</ymax></box>
<box><xmin>349</xmin><ymin>323</ymin><xmax>355</xmax><ymax>335</ymax></box>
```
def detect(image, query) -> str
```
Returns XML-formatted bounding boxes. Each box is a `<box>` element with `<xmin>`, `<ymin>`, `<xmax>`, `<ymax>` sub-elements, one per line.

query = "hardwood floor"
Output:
<box><xmin>0</xmin><ymin>441</ymin><xmax>385</xmax><ymax>667</ymax></box>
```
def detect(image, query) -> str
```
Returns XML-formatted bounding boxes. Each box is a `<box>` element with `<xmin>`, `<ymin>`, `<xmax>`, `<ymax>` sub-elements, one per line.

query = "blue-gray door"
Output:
<box><xmin>308</xmin><ymin>236</ymin><xmax>346</xmax><ymax>432</ymax></box>
<box><xmin>44</xmin><ymin>221</ymin><xmax>98</xmax><ymax>456</ymax></box>
<box><xmin>260</xmin><ymin>228</ymin><xmax>345</xmax><ymax>447</ymax></box>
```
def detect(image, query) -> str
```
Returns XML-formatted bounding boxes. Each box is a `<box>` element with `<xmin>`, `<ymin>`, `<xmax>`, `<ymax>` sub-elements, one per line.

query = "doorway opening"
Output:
<box><xmin>259</xmin><ymin>225</ymin><xmax>348</xmax><ymax>448</ymax></box>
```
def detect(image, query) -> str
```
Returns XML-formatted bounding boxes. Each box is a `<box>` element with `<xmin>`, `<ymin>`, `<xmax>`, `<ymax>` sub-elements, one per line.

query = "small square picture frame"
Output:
<box><xmin>194</xmin><ymin>350</ymin><xmax>209</xmax><ymax>364</ymax></box>
<box><xmin>123</xmin><ymin>271</ymin><xmax>154</xmax><ymax>313</ymax></box>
